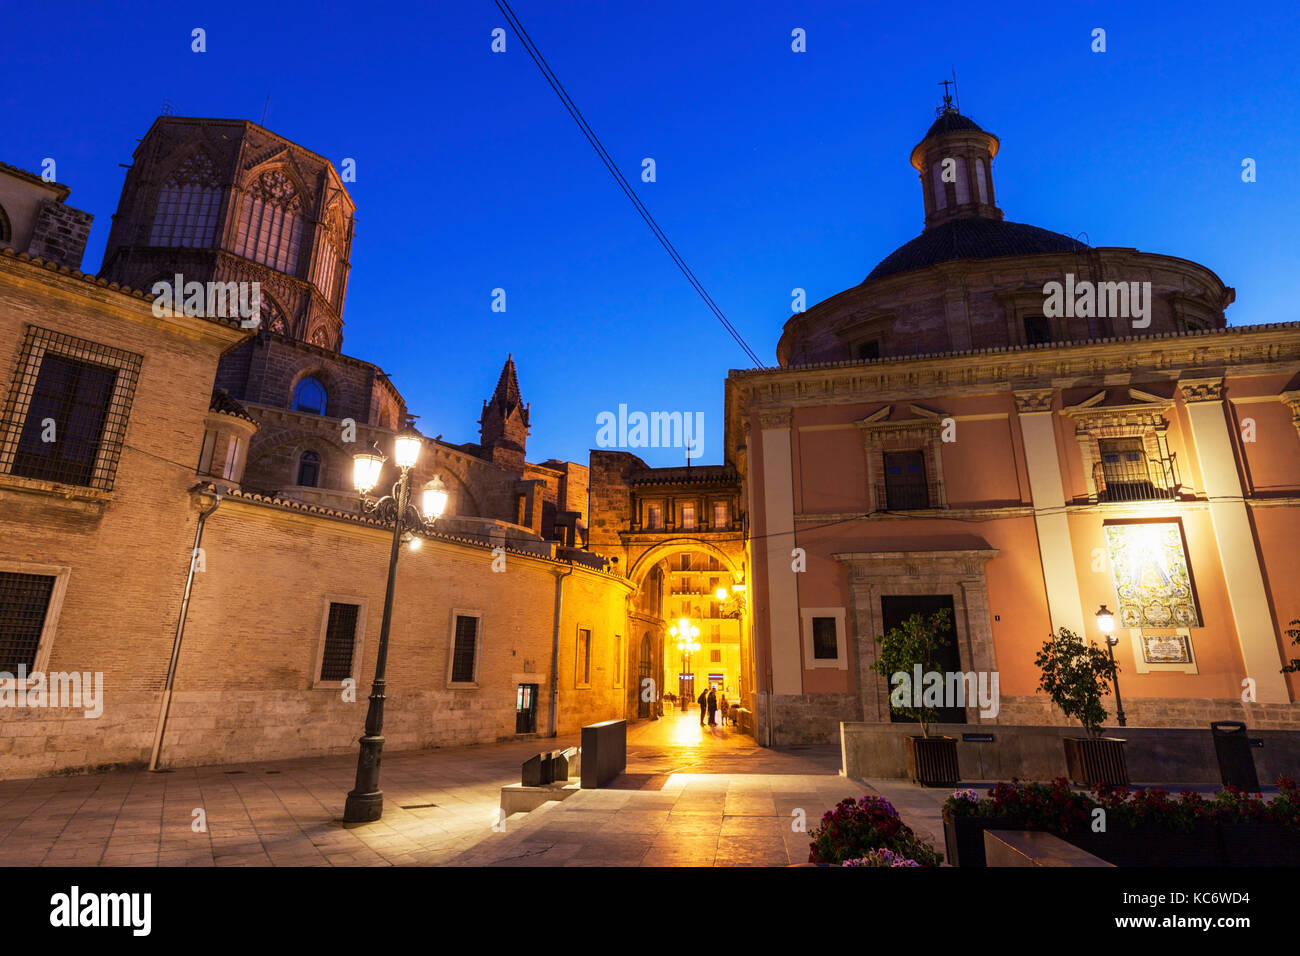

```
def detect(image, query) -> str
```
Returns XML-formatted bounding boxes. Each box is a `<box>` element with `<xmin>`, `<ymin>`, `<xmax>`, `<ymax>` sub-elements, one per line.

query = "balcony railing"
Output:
<box><xmin>1094</xmin><ymin>454</ymin><xmax>1178</xmax><ymax>503</ymax></box>
<box><xmin>874</xmin><ymin>481</ymin><xmax>932</xmax><ymax>511</ymax></box>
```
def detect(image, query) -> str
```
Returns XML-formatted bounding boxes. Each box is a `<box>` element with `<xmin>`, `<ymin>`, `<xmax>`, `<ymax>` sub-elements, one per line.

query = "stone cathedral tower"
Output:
<box><xmin>99</xmin><ymin>116</ymin><xmax>355</xmax><ymax>350</ymax></box>
<box><xmin>478</xmin><ymin>355</ymin><xmax>530</xmax><ymax>470</ymax></box>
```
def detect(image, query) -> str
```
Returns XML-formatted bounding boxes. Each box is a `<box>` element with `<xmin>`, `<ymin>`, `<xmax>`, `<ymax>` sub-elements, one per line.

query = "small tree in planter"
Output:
<box><xmin>872</xmin><ymin>609</ymin><xmax>960</xmax><ymax>786</ymax></box>
<box><xmin>1034</xmin><ymin>627</ymin><xmax>1128</xmax><ymax>786</ymax></box>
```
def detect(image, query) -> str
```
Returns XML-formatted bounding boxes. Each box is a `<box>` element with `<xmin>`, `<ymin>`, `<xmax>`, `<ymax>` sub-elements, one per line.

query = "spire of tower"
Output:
<box><xmin>490</xmin><ymin>353</ymin><xmax>524</xmax><ymax>415</ymax></box>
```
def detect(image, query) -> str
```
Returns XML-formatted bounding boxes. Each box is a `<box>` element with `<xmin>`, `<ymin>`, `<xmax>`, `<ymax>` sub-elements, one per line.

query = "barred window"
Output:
<box><xmin>0</xmin><ymin>572</ymin><xmax>56</xmax><ymax>672</ymax></box>
<box><xmin>319</xmin><ymin>602</ymin><xmax>359</xmax><ymax>681</ymax></box>
<box><xmin>150</xmin><ymin>151</ymin><xmax>221</xmax><ymax>248</ymax></box>
<box><xmin>233</xmin><ymin>169</ymin><xmax>303</xmax><ymax>275</ymax></box>
<box><xmin>451</xmin><ymin>614</ymin><xmax>479</xmax><ymax>683</ymax></box>
<box><xmin>812</xmin><ymin>617</ymin><xmax>838</xmax><ymax>660</ymax></box>
<box><xmin>0</xmin><ymin>327</ymin><xmax>143</xmax><ymax>491</ymax></box>
<box><xmin>883</xmin><ymin>450</ymin><xmax>929</xmax><ymax>510</ymax></box>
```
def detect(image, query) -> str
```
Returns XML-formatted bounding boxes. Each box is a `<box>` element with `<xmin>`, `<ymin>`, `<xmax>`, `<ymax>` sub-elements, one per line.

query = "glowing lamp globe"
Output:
<box><xmin>394</xmin><ymin>426</ymin><xmax>422</xmax><ymax>470</ymax></box>
<box><xmin>352</xmin><ymin>454</ymin><xmax>384</xmax><ymax>494</ymax></box>
<box><xmin>421</xmin><ymin>476</ymin><xmax>449</xmax><ymax>521</ymax></box>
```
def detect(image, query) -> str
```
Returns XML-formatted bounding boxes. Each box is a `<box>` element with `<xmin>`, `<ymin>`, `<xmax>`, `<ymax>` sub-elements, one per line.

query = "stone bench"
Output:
<box><xmin>580</xmin><ymin>719</ymin><xmax>626</xmax><ymax>788</ymax></box>
<box><xmin>984</xmin><ymin>829</ymin><xmax>1114</xmax><ymax>867</ymax></box>
<box><xmin>521</xmin><ymin>746</ymin><xmax>581</xmax><ymax>786</ymax></box>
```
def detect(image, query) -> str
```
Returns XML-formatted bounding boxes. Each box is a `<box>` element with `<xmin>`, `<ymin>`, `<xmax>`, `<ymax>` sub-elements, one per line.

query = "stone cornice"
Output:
<box><xmin>730</xmin><ymin>325</ymin><xmax>1300</xmax><ymax>436</ymax></box>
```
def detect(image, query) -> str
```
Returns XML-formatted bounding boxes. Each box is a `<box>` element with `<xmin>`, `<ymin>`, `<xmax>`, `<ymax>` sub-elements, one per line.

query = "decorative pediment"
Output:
<box><xmin>1062</xmin><ymin>386</ymin><xmax>1174</xmax><ymax>427</ymax></box>
<box><xmin>854</xmin><ymin>403</ymin><xmax>948</xmax><ymax>434</ymax></box>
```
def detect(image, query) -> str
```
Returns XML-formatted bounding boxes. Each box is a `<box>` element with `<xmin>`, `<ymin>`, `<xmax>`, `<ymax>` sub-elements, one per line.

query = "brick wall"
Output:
<box><xmin>25</xmin><ymin>200</ymin><xmax>93</xmax><ymax>270</ymax></box>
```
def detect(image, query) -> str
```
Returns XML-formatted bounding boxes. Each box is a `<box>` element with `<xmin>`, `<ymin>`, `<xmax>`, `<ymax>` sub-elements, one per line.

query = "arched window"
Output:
<box><xmin>293</xmin><ymin>377</ymin><xmax>326</xmax><ymax>415</ymax></box>
<box><xmin>0</xmin><ymin>202</ymin><xmax>12</xmax><ymax>243</ymax></box>
<box><xmin>297</xmin><ymin>450</ymin><xmax>321</xmax><ymax>487</ymax></box>
<box><xmin>150</xmin><ymin>151</ymin><xmax>221</xmax><ymax>247</ymax></box>
<box><xmin>234</xmin><ymin>169</ymin><xmax>303</xmax><ymax>274</ymax></box>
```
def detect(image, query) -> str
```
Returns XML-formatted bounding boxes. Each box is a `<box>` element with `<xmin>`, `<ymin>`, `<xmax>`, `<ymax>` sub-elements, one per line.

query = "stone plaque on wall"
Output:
<box><xmin>1140</xmin><ymin>631</ymin><xmax>1193</xmax><ymax>664</ymax></box>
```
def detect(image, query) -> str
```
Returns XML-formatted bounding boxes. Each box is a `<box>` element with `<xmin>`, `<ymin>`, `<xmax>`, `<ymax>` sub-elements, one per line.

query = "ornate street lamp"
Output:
<box><xmin>714</xmin><ymin>581</ymin><xmax>747</xmax><ymax>619</ymax></box>
<box><xmin>1095</xmin><ymin>605</ymin><xmax>1127</xmax><ymax>728</ymax></box>
<box><xmin>343</xmin><ymin>423</ymin><xmax>447</xmax><ymax>823</ymax></box>
<box><xmin>669</xmin><ymin>618</ymin><xmax>700</xmax><ymax>712</ymax></box>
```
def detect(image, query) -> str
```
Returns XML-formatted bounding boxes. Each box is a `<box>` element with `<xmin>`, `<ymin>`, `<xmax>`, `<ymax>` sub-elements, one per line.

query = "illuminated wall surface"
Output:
<box><xmin>1104</xmin><ymin>522</ymin><xmax>1201</xmax><ymax>629</ymax></box>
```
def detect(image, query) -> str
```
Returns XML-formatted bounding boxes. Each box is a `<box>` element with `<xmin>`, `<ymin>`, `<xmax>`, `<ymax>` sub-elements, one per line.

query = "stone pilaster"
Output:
<box><xmin>1013</xmin><ymin>388</ymin><xmax>1088</xmax><ymax>638</ymax></box>
<box><xmin>1180</xmin><ymin>377</ymin><xmax>1289</xmax><ymax>702</ymax></box>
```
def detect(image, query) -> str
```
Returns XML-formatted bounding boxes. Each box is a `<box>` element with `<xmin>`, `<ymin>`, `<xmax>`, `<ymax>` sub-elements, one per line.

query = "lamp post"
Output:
<box><xmin>1095</xmin><ymin>605</ymin><xmax>1127</xmax><ymax>728</ymax></box>
<box><xmin>669</xmin><ymin>618</ymin><xmax>700</xmax><ymax>714</ymax></box>
<box><xmin>343</xmin><ymin>423</ymin><xmax>448</xmax><ymax>824</ymax></box>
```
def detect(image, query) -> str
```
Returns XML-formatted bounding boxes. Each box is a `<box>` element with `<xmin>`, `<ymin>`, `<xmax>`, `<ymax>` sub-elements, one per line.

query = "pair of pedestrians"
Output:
<box><xmin>697</xmin><ymin>686</ymin><xmax>725</xmax><ymax>726</ymax></box>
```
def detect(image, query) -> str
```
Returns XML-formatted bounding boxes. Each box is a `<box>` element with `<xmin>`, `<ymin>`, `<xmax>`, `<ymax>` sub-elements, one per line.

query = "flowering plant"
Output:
<box><xmin>943</xmin><ymin>777</ymin><xmax>1299</xmax><ymax>834</ymax></box>
<box><xmin>941</xmin><ymin>789</ymin><xmax>981</xmax><ymax>819</ymax></box>
<box><xmin>843</xmin><ymin>848</ymin><xmax>922</xmax><ymax>867</ymax></box>
<box><xmin>809</xmin><ymin>794</ymin><xmax>941</xmax><ymax>866</ymax></box>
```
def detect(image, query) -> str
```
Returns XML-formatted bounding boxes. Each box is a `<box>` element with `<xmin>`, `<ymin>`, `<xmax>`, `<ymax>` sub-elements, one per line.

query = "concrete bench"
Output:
<box><xmin>580</xmin><ymin>719</ymin><xmax>626</xmax><ymax>788</ymax></box>
<box><xmin>521</xmin><ymin>746</ymin><xmax>581</xmax><ymax>787</ymax></box>
<box><xmin>984</xmin><ymin>829</ymin><xmax>1114</xmax><ymax>867</ymax></box>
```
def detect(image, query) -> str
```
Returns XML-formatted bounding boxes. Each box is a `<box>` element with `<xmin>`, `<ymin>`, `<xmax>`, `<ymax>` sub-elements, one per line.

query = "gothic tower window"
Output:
<box><xmin>234</xmin><ymin>169</ymin><xmax>304</xmax><ymax>275</ymax></box>
<box><xmin>297</xmin><ymin>450</ymin><xmax>321</xmax><ymax>487</ymax></box>
<box><xmin>150</xmin><ymin>151</ymin><xmax>221</xmax><ymax>248</ymax></box>
<box><xmin>293</xmin><ymin>377</ymin><xmax>326</xmax><ymax>415</ymax></box>
<box><xmin>313</xmin><ymin>205</ymin><xmax>347</xmax><ymax>307</ymax></box>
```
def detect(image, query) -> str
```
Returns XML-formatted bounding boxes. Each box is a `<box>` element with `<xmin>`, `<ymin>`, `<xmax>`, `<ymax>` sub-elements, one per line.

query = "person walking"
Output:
<box><xmin>697</xmin><ymin>686</ymin><xmax>708</xmax><ymax>725</ymax></box>
<box><xmin>707</xmin><ymin>686</ymin><xmax>718</xmax><ymax>728</ymax></box>
<box><xmin>720</xmin><ymin>694</ymin><xmax>729</xmax><ymax>727</ymax></box>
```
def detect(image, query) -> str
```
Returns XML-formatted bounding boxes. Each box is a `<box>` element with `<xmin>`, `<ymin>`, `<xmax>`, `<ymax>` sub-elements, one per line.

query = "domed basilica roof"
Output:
<box><xmin>865</xmin><ymin>217</ymin><xmax>1089</xmax><ymax>283</ymax></box>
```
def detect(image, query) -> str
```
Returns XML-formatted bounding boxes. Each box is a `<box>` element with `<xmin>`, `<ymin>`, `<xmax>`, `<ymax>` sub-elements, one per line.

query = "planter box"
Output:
<box><xmin>905</xmin><ymin>735</ymin><xmax>959</xmax><ymax>788</ymax></box>
<box><xmin>944</xmin><ymin>815</ymin><xmax>1016</xmax><ymax>867</ymax></box>
<box><xmin>1063</xmin><ymin>736</ymin><xmax>1129</xmax><ymax>787</ymax></box>
<box><xmin>1220</xmin><ymin>824</ymin><xmax>1300</xmax><ymax>867</ymax></box>
<box><xmin>1066</xmin><ymin>821</ymin><xmax>1223</xmax><ymax>867</ymax></box>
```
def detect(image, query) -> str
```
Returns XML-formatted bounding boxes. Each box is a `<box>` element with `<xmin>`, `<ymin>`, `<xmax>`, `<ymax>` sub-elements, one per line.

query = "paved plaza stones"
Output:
<box><xmin>0</xmin><ymin>715</ymin><xmax>877</xmax><ymax>867</ymax></box>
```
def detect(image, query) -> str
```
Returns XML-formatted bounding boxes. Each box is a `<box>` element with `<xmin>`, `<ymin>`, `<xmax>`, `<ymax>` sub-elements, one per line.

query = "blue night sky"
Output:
<box><xmin>3</xmin><ymin>1</ymin><xmax>1297</xmax><ymax>467</ymax></box>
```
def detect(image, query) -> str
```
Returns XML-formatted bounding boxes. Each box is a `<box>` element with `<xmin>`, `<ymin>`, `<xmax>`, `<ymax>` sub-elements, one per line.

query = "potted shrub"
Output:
<box><xmin>808</xmin><ymin>794</ymin><xmax>942</xmax><ymax>866</ymax></box>
<box><xmin>1034</xmin><ymin>626</ymin><xmax>1128</xmax><ymax>786</ymax></box>
<box><xmin>872</xmin><ymin>608</ymin><xmax>960</xmax><ymax>787</ymax></box>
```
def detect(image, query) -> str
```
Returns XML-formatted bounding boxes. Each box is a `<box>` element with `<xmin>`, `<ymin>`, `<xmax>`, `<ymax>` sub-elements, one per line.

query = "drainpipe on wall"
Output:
<box><xmin>148</xmin><ymin>486</ymin><xmax>223</xmax><ymax>771</ymax></box>
<box><xmin>547</xmin><ymin>560</ymin><xmax>575</xmax><ymax>738</ymax></box>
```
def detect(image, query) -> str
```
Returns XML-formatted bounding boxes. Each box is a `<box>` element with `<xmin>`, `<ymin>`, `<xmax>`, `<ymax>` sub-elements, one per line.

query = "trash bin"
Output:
<box><xmin>1210</xmin><ymin>721</ymin><xmax>1260</xmax><ymax>791</ymax></box>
